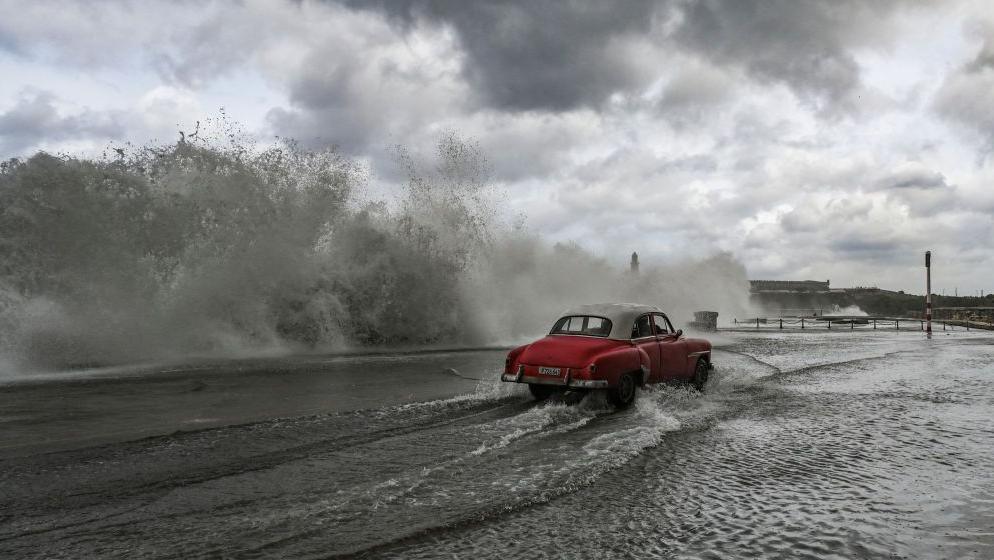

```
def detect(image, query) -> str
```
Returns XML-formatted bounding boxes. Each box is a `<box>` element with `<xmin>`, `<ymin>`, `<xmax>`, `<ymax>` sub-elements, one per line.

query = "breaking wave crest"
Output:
<box><xmin>0</xmin><ymin>119</ymin><xmax>751</xmax><ymax>371</ymax></box>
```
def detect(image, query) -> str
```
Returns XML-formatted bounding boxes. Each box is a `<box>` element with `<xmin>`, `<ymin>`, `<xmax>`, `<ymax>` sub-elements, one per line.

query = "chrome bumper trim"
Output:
<box><xmin>500</xmin><ymin>373</ymin><xmax>608</xmax><ymax>389</ymax></box>
<box><xmin>568</xmin><ymin>378</ymin><xmax>609</xmax><ymax>389</ymax></box>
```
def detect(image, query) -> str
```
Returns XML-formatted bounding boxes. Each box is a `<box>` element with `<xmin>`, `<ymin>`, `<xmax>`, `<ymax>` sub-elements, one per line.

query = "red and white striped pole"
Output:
<box><xmin>925</xmin><ymin>251</ymin><xmax>932</xmax><ymax>339</ymax></box>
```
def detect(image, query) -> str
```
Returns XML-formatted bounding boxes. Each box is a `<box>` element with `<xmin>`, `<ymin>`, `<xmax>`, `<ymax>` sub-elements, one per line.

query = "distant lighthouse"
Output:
<box><xmin>630</xmin><ymin>252</ymin><xmax>639</xmax><ymax>274</ymax></box>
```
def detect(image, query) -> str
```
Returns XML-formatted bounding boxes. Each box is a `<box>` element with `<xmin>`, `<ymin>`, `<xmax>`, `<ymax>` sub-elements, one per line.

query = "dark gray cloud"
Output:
<box><xmin>150</xmin><ymin>15</ymin><xmax>248</xmax><ymax>88</ymax></box>
<box><xmin>346</xmin><ymin>0</ymin><xmax>664</xmax><ymax>111</ymax></box>
<box><xmin>0</xmin><ymin>91</ymin><xmax>125</xmax><ymax>156</ymax></box>
<box><xmin>264</xmin><ymin>30</ymin><xmax>469</xmax><ymax>158</ymax></box>
<box><xmin>267</xmin><ymin>0</ymin><xmax>910</xmax><ymax>175</ymax></box>
<box><xmin>673</xmin><ymin>0</ymin><xmax>903</xmax><ymax>115</ymax></box>
<box><xmin>266</xmin><ymin>91</ymin><xmax>376</xmax><ymax>156</ymax></box>
<box><xmin>867</xmin><ymin>163</ymin><xmax>958</xmax><ymax>217</ymax></box>
<box><xmin>876</xmin><ymin>164</ymin><xmax>947</xmax><ymax>190</ymax></box>
<box><xmin>339</xmin><ymin>0</ymin><xmax>907</xmax><ymax>116</ymax></box>
<box><xmin>934</xmin><ymin>21</ymin><xmax>994</xmax><ymax>152</ymax></box>
<box><xmin>965</xmin><ymin>23</ymin><xmax>994</xmax><ymax>72</ymax></box>
<box><xmin>829</xmin><ymin>236</ymin><xmax>908</xmax><ymax>263</ymax></box>
<box><xmin>1</xmin><ymin>0</ymin><xmax>911</xmax><ymax>118</ymax></box>
<box><xmin>655</xmin><ymin>62</ymin><xmax>736</xmax><ymax>121</ymax></box>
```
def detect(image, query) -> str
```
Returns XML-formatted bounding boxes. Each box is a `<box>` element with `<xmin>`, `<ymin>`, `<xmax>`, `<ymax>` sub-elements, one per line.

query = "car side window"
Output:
<box><xmin>651</xmin><ymin>314</ymin><xmax>670</xmax><ymax>335</ymax></box>
<box><xmin>631</xmin><ymin>315</ymin><xmax>653</xmax><ymax>339</ymax></box>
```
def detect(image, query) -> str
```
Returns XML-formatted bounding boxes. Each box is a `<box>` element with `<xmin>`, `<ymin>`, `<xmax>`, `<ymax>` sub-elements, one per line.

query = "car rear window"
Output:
<box><xmin>550</xmin><ymin>315</ymin><xmax>612</xmax><ymax>337</ymax></box>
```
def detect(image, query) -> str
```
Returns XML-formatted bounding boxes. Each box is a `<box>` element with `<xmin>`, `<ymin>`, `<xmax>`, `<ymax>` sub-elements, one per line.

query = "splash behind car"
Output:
<box><xmin>501</xmin><ymin>303</ymin><xmax>713</xmax><ymax>406</ymax></box>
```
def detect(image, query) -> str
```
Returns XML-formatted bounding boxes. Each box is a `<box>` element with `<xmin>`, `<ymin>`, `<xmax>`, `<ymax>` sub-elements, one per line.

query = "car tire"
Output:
<box><xmin>608</xmin><ymin>372</ymin><xmax>638</xmax><ymax>408</ymax></box>
<box><xmin>528</xmin><ymin>383</ymin><xmax>557</xmax><ymax>401</ymax></box>
<box><xmin>692</xmin><ymin>359</ymin><xmax>709</xmax><ymax>392</ymax></box>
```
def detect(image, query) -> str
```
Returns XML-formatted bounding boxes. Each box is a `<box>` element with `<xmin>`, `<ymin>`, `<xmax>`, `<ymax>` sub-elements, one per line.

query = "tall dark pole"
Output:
<box><xmin>926</xmin><ymin>251</ymin><xmax>932</xmax><ymax>339</ymax></box>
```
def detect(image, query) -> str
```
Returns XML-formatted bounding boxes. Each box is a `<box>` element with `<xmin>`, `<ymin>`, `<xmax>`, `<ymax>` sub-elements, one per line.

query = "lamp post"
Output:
<box><xmin>926</xmin><ymin>251</ymin><xmax>932</xmax><ymax>339</ymax></box>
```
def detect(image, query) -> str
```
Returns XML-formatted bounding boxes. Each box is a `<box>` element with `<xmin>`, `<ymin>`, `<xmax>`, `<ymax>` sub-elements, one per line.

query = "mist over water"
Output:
<box><xmin>0</xmin><ymin>122</ymin><xmax>750</xmax><ymax>372</ymax></box>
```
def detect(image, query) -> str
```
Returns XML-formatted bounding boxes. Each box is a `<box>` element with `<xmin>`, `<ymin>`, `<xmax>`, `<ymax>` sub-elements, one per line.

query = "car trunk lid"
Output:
<box><xmin>519</xmin><ymin>335</ymin><xmax>624</xmax><ymax>368</ymax></box>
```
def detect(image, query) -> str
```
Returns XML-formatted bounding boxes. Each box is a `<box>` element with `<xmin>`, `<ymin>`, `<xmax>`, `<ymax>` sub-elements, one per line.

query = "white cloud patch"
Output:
<box><xmin>137</xmin><ymin>86</ymin><xmax>202</xmax><ymax>133</ymax></box>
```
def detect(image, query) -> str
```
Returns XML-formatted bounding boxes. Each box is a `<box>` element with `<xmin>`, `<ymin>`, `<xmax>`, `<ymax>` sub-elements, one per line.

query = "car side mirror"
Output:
<box><xmin>675</xmin><ymin>329</ymin><xmax>683</xmax><ymax>338</ymax></box>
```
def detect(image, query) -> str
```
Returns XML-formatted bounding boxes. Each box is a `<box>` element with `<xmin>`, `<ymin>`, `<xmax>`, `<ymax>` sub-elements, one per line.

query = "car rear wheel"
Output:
<box><xmin>608</xmin><ymin>372</ymin><xmax>637</xmax><ymax>408</ymax></box>
<box><xmin>528</xmin><ymin>383</ymin><xmax>557</xmax><ymax>401</ymax></box>
<box><xmin>692</xmin><ymin>359</ymin><xmax>709</xmax><ymax>392</ymax></box>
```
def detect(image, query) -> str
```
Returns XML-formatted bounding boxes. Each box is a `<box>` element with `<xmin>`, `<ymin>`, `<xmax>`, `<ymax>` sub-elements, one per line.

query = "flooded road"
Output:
<box><xmin>1</xmin><ymin>331</ymin><xmax>992</xmax><ymax>559</ymax></box>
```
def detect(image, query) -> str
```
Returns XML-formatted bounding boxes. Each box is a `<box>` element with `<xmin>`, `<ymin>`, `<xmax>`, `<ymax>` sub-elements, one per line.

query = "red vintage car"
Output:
<box><xmin>501</xmin><ymin>303</ymin><xmax>713</xmax><ymax>406</ymax></box>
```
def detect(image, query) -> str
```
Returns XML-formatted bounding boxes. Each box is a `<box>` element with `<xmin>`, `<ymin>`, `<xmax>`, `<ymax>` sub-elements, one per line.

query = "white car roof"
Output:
<box><xmin>558</xmin><ymin>303</ymin><xmax>666</xmax><ymax>340</ymax></box>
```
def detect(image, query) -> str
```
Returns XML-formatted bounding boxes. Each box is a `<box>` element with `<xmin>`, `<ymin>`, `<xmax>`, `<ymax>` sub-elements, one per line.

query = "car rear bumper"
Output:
<box><xmin>500</xmin><ymin>372</ymin><xmax>608</xmax><ymax>389</ymax></box>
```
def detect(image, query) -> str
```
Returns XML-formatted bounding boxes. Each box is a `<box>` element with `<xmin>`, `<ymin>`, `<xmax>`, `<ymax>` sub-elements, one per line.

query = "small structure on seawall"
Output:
<box><xmin>688</xmin><ymin>311</ymin><xmax>718</xmax><ymax>331</ymax></box>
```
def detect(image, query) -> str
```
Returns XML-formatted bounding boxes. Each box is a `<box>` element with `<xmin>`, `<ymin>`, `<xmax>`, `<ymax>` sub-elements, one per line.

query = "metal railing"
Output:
<box><xmin>730</xmin><ymin>316</ymin><xmax>992</xmax><ymax>331</ymax></box>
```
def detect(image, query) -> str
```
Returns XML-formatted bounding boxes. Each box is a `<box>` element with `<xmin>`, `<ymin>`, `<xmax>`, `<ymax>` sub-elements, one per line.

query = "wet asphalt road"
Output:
<box><xmin>1</xmin><ymin>330</ymin><xmax>992</xmax><ymax>559</ymax></box>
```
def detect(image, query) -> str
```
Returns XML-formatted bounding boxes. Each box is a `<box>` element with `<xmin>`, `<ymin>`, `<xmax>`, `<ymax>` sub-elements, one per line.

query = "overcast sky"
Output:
<box><xmin>1</xmin><ymin>0</ymin><xmax>992</xmax><ymax>294</ymax></box>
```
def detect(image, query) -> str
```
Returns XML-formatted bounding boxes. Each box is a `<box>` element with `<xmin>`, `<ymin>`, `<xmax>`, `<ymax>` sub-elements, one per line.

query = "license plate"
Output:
<box><xmin>538</xmin><ymin>367</ymin><xmax>561</xmax><ymax>376</ymax></box>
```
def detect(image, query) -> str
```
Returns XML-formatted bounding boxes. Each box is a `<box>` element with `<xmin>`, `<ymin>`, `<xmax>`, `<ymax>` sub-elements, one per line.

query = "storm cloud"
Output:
<box><xmin>0</xmin><ymin>0</ymin><xmax>992</xmax><ymax>293</ymax></box>
<box><xmin>0</xmin><ymin>90</ymin><xmax>125</xmax><ymax>154</ymax></box>
<box><xmin>342</xmin><ymin>0</ymin><xmax>910</xmax><ymax>115</ymax></box>
<box><xmin>346</xmin><ymin>0</ymin><xmax>664</xmax><ymax>111</ymax></box>
<box><xmin>934</xmin><ymin>19</ymin><xmax>994</xmax><ymax>152</ymax></box>
<box><xmin>672</xmin><ymin>0</ymin><xmax>907</xmax><ymax>115</ymax></box>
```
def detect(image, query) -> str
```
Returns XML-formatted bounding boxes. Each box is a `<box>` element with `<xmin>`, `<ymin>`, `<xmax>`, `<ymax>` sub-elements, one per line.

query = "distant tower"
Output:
<box><xmin>630</xmin><ymin>252</ymin><xmax>639</xmax><ymax>274</ymax></box>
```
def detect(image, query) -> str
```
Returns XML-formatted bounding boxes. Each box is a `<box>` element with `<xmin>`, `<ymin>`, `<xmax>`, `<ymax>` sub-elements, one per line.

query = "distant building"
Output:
<box><xmin>750</xmin><ymin>279</ymin><xmax>830</xmax><ymax>294</ymax></box>
<box><xmin>844</xmin><ymin>286</ymin><xmax>881</xmax><ymax>294</ymax></box>
<box><xmin>631</xmin><ymin>252</ymin><xmax>639</xmax><ymax>274</ymax></box>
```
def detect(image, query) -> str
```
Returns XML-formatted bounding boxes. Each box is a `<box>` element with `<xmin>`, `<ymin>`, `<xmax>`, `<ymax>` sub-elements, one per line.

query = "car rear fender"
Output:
<box><xmin>592</xmin><ymin>345</ymin><xmax>647</xmax><ymax>387</ymax></box>
<box><xmin>505</xmin><ymin>344</ymin><xmax>529</xmax><ymax>374</ymax></box>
